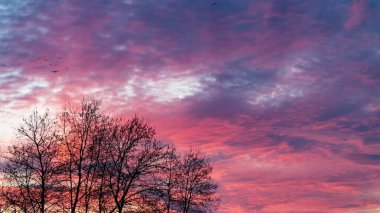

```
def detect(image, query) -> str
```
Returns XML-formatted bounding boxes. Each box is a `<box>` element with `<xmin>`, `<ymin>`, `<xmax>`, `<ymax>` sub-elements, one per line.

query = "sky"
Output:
<box><xmin>1</xmin><ymin>0</ymin><xmax>380</xmax><ymax>212</ymax></box>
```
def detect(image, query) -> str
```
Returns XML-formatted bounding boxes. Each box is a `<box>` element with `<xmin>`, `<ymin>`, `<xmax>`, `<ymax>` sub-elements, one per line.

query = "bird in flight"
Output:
<box><xmin>211</xmin><ymin>1</ymin><xmax>217</xmax><ymax>6</ymax></box>
<box><xmin>51</xmin><ymin>70</ymin><xmax>59</xmax><ymax>73</ymax></box>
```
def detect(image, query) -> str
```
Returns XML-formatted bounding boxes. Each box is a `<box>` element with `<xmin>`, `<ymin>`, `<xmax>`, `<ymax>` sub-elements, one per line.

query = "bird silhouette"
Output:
<box><xmin>211</xmin><ymin>1</ymin><xmax>217</xmax><ymax>6</ymax></box>
<box><xmin>51</xmin><ymin>70</ymin><xmax>59</xmax><ymax>73</ymax></box>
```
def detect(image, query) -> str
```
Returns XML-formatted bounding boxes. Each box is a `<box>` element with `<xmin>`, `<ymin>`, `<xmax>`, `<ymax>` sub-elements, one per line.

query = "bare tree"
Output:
<box><xmin>152</xmin><ymin>149</ymin><xmax>219</xmax><ymax>213</ymax></box>
<box><xmin>0</xmin><ymin>99</ymin><xmax>220</xmax><ymax>213</ymax></box>
<box><xmin>103</xmin><ymin>116</ymin><xmax>168</xmax><ymax>213</ymax></box>
<box><xmin>150</xmin><ymin>145</ymin><xmax>180</xmax><ymax>213</ymax></box>
<box><xmin>59</xmin><ymin>99</ymin><xmax>110</xmax><ymax>213</ymax></box>
<box><xmin>177</xmin><ymin>150</ymin><xmax>219</xmax><ymax>213</ymax></box>
<box><xmin>91</xmin><ymin>119</ymin><xmax>115</xmax><ymax>213</ymax></box>
<box><xmin>0</xmin><ymin>110</ymin><xmax>61</xmax><ymax>213</ymax></box>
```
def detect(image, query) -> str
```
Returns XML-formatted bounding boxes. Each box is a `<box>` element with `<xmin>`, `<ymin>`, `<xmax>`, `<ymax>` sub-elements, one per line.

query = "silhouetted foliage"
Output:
<box><xmin>0</xmin><ymin>99</ymin><xmax>219</xmax><ymax>213</ymax></box>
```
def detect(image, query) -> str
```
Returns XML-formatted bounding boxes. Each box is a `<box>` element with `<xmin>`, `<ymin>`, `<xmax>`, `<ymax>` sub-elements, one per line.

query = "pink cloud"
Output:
<box><xmin>345</xmin><ymin>0</ymin><xmax>369</xmax><ymax>29</ymax></box>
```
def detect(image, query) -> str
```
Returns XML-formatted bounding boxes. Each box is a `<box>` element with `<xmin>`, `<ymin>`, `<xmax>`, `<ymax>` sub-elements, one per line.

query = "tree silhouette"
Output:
<box><xmin>59</xmin><ymin>99</ymin><xmax>111</xmax><ymax>213</ymax></box>
<box><xmin>102</xmin><ymin>116</ymin><xmax>168</xmax><ymax>213</ymax></box>
<box><xmin>153</xmin><ymin>145</ymin><xmax>180</xmax><ymax>213</ymax></box>
<box><xmin>1</xmin><ymin>110</ymin><xmax>61</xmax><ymax>213</ymax></box>
<box><xmin>151</xmin><ymin>148</ymin><xmax>219</xmax><ymax>213</ymax></box>
<box><xmin>177</xmin><ymin>150</ymin><xmax>219</xmax><ymax>213</ymax></box>
<box><xmin>0</xmin><ymin>99</ymin><xmax>219</xmax><ymax>213</ymax></box>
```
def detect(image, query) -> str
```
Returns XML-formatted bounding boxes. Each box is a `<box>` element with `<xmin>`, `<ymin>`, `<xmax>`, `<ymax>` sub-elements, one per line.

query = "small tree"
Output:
<box><xmin>151</xmin><ymin>145</ymin><xmax>180</xmax><ymax>213</ymax></box>
<box><xmin>177</xmin><ymin>150</ymin><xmax>219</xmax><ymax>213</ymax></box>
<box><xmin>103</xmin><ymin>116</ymin><xmax>168</xmax><ymax>213</ymax></box>
<box><xmin>59</xmin><ymin>99</ymin><xmax>110</xmax><ymax>213</ymax></box>
<box><xmin>1</xmin><ymin>110</ymin><xmax>61</xmax><ymax>213</ymax></box>
<box><xmin>153</xmin><ymin>148</ymin><xmax>219</xmax><ymax>213</ymax></box>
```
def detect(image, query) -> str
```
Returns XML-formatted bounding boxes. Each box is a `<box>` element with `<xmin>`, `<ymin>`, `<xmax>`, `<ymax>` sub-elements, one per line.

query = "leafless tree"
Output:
<box><xmin>150</xmin><ymin>145</ymin><xmax>180</xmax><ymax>213</ymax></box>
<box><xmin>59</xmin><ymin>99</ymin><xmax>110</xmax><ymax>213</ymax></box>
<box><xmin>0</xmin><ymin>110</ymin><xmax>61</xmax><ymax>213</ymax></box>
<box><xmin>177</xmin><ymin>150</ymin><xmax>219</xmax><ymax>213</ymax></box>
<box><xmin>0</xmin><ymin>99</ymin><xmax>219</xmax><ymax>213</ymax></box>
<box><xmin>102</xmin><ymin>116</ymin><xmax>168</xmax><ymax>213</ymax></box>
<box><xmin>150</xmin><ymin>148</ymin><xmax>219</xmax><ymax>213</ymax></box>
<box><xmin>90</xmin><ymin>119</ymin><xmax>115</xmax><ymax>213</ymax></box>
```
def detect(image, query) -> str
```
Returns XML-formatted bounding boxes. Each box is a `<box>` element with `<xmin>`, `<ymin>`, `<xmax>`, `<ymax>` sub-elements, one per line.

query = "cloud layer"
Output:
<box><xmin>1</xmin><ymin>0</ymin><xmax>380</xmax><ymax>212</ymax></box>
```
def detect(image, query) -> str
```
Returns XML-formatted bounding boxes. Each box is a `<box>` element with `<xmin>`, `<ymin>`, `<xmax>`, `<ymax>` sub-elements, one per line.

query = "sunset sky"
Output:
<box><xmin>1</xmin><ymin>0</ymin><xmax>380</xmax><ymax>212</ymax></box>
